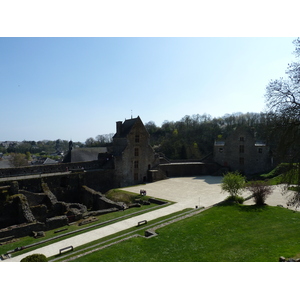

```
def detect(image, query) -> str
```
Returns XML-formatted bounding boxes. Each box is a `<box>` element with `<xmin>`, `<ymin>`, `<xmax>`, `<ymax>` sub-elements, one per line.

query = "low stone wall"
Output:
<box><xmin>19</xmin><ymin>190</ymin><xmax>46</xmax><ymax>207</ymax></box>
<box><xmin>0</xmin><ymin>222</ymin><xmax>45</xmax><ymax>239</ymax></box>
<box><xmin>81</xmin><ymin>185</ymin><xmax>124</xmax><ymax>210</ymax></box>
<box><xmin>0</xmin><ymin>160</ymin><xmax>105</xmax><ymax>178</ymax></box>
<box><xmin>148</xmin><ymin>198</ymin><xmax>168</xmax><ymax>205</ymax></box>
<box><xmin>46</xmin><ymin>216</ymin><xmax>69</xmax><ymax>231</ymax></box>
<box><xmin>84</xmin><ymin>208</ymin><xmax>119</xmax><ymax>217</ymax></box>
<box><xmin>158</xmin><ymin>162</ymin><xmax>219</xmax><ymax>177</ymax></box>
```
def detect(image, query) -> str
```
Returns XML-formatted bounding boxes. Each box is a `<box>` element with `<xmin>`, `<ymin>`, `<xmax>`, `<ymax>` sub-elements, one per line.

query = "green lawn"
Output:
<box><xmin>72</xmin><ymin>203</ymin><xmax>300</xmax><ymax>262</ymax></box>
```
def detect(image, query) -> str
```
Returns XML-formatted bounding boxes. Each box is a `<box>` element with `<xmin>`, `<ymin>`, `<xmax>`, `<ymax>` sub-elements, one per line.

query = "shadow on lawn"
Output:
<box><xmin>217</xmin><ymin>199</ymin><xmax>269</xmax><ymax>212</ymax></box>
<box><xmin>238</xmin><ymin>204</ymin><xmax>269</xmax><ymax>212</ymax></box>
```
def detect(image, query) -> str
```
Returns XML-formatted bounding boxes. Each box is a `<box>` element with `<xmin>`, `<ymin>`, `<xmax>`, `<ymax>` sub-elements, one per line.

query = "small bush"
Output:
<box><xmin>21</xmin><ymin>254</ymin><xmax>48</xmax><ymax>262</ymax></box>
<box><xmin>225</xmin><ymin>195</ymin><xmax>245</xmax><ymax>204</ymax></box>
<box><xmin>247</xmin><ymin>181</ymin><xmax>273</xmax><ymax>206</ymax></box>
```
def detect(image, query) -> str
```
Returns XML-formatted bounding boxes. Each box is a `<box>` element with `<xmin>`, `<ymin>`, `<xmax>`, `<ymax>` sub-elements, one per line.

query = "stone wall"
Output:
<box><xmin>0</xmin><ymin>169</ymin><xmax>116</xmax><ymax>237</ymax></box>
<box><xmin>158</xmin><ymin>162</ymin><xmax>219</xmax><ymax>177</ymax></box>
<box><xmin>81</xmin><ymin>185</ymin><xmax>124</xmax><ymax>210</ymax></box>
<box><xmin>46</xmin><ymin>216</ymin><xmax>69</xmax><ymax>231</ymax></box>
<box><xmin>0</xmin><ymin>222</ymin><xmax>45</xmax><ymax>239</ymax></box>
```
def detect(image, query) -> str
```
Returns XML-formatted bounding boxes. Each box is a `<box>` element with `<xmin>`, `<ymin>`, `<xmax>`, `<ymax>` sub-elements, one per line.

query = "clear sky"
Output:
<box><xmin>0</xmin><ymin>37</ymin><xmax>296</xmax><ymax>142</ymax></box>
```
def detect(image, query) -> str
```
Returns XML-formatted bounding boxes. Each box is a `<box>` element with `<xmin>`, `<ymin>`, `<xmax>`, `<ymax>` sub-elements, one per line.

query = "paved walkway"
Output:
<box><xmin>3</xmin><ymin>176</ymin><xmax>295</xmax><ymax>262</ymax></box>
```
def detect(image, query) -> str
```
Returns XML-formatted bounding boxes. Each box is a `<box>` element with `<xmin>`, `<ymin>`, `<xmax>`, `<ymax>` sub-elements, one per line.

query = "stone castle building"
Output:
<box><xmin>63</xmin><ymin>116</ymin><xmax>162</xmax><ymax>187</ymax></box>
<box><xmin>112</xmin><ymin>116</ymin><xmax>161</xmax><ymax>186</ymax></box>
<box><xmin>213</xmin><ymin>127</ymin><xmax>273</xmax><ymax>175</ymax></box>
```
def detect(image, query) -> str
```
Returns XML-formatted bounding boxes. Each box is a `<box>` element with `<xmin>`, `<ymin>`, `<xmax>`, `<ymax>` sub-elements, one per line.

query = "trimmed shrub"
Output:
<box><xmin>21</xmin><ymin>254</ymin><xmax>48</xmax><ymax>262</ymax></box>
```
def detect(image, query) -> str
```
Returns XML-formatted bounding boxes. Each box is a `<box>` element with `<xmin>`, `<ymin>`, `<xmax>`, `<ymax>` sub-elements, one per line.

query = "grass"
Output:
<box><xmin>259</xmin><ymin>163</ymin><xmax>300</xmax><ymax>185</ymax></box>
<box><xmin>71</xmin><ymin>202</ymin><xmax>300</xmax><ymax>262</ymax></box>
<box><xmin>50</xmin><ymin>208</ymin><xmax>193</xmax><ymax>262</ymax></box>
<box><xmin>105</xmin><ymin>189</ymin><xmax>140</xmax><ymax>204</ymax></box>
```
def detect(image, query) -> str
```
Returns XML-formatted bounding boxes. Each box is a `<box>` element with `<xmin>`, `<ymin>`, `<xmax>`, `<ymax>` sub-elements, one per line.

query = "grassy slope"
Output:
<box><xmin>73</xmin><ymin>203</ymin><xmax>300</xmax><ymax>262</ymax></box>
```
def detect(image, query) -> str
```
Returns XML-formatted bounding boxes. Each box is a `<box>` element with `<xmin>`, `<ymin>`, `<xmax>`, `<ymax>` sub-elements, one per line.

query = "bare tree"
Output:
<box><xmin>247</xmin><ymin>181</ymin><xmax>273</xmax><ymax>206</ymax></box>
<box><xmin>265</xmin><ymin>38</ymin><xmax>300</xmax><ymax>207</ymax></box>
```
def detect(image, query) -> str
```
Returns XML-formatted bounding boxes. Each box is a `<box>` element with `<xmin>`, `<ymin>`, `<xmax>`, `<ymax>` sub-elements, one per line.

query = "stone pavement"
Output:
<box><xmin>3</xmin><ymin>176</ymin><xmax>295</xmax><ymax>262</ymax></box>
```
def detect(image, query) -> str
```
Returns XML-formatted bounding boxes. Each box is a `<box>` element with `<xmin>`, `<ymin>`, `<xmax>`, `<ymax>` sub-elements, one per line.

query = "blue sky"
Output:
<box><xmin>0</xmin><ymin>37</ymin><xmax>297</xmax><ymax>142</ymax></box>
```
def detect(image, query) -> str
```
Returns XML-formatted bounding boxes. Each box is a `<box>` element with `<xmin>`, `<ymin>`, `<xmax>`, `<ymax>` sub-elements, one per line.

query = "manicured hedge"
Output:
<box><xmin>21</xmin><ymin>253</ymin><xmax>48</xmax><ymax>262</ymax></box>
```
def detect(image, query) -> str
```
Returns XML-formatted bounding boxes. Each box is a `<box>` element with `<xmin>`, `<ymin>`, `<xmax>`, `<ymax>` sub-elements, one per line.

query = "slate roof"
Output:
<box><xmin>113</xmin><ymin>117</ymin><xmax>141</xmax><ymax>138</ymax></box>
<box><xmin>63</xmin><ymin>147</ymin><xmax>108</xmax><ymax>163</ymax></box>
<box><xmin>43</xmin><ymin>158</ymin><xmax>58</xmax><ymax>164</ymax></box>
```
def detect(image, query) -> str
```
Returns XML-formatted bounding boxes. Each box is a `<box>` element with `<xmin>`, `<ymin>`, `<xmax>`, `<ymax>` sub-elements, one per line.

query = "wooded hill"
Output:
<box><xmin>145</xmin><ymin>112</ymin><xmax>277</xmax><ymax>160</ymax></box>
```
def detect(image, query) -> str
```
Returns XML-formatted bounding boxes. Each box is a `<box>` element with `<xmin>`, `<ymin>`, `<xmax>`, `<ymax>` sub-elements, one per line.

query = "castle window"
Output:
<box><xmin>134</xmin><ymin>148</ymin><xmax>139</xmax><ymax>156</ymax></box>
<box><xmin>240</xmin><ymin>137</ymin><xmax>244</xmax><ymax>142</ymax></box>
<box><xmin>135</xmin><ymin>134</ymin><xmax>140</xmax><ymax>143</ymax></box>
<box><xmin>239</xmin><ymin>145</ymin><xmax>244</xmax><ymax>153</ymax></box>
<box><xmin>134</xmin><ymin>160</ymin><xmax>139</xmax><ymax>169</ymax></box>
<box><xmin>258</xmin><ymin>148</ymin><xmax>263</xmax><ymax>154</ymax></box>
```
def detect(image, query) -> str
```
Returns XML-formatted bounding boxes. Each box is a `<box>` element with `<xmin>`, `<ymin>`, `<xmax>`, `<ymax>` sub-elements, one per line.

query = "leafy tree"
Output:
<box><xmin>85</xmin><ymin>137</ymin><xmax>96</xmax><ymax>147</ymax></box>
<box><xmin>9</xmin><ymin>153</ymin><xmax>28</xmax><ymax>167</ymax></box>
<box><xmin>95</xmin><ymin>134</ymin><xmax>113</xmax><ymax>146</ymax></box>
<box><xmin>221</xmin><ymin>172</ymin><xmax>246</xmax><ymax>198</ymax></box>
<box><xmin>246</xmin><ymin>181</ymin><xmax>273</xmax><ymax>206</ymax></box>
<box><xmin>25</xmin><ymin>151</ymin><xmax>31</xmax><ymax>161</ymax></box>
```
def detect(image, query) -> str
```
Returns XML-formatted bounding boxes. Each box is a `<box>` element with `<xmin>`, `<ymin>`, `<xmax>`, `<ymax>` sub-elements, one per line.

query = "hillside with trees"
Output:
<box><xmin>145</xmin><ymin>112</ymin><xmax>275</xmax><ymax>160</ymax></box>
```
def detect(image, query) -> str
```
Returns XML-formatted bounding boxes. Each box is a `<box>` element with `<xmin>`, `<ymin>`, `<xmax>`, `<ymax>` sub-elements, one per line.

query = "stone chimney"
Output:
<box><xmin>116</xmin><ymin>121</ymin><xmax>122</xmax><ymax>136</ymax></box>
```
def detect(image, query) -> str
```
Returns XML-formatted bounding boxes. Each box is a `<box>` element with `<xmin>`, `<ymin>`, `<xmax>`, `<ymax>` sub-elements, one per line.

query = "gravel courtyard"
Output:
<box><xmin>121</xmin><ymin>176</ymin><xmax>296</xmax><ymax>210</ymax></box>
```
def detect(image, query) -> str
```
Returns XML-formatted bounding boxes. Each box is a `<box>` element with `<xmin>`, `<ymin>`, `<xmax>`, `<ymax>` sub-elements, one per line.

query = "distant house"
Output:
<box><xmin>213</xmin><ymin>127</ymin><xmax>273</xmax><ymax>175</ymax></box>
<box><xmin>63</xmin><ymin>146</ymin><xmax>108</xmax><ymax>163</ymax></box>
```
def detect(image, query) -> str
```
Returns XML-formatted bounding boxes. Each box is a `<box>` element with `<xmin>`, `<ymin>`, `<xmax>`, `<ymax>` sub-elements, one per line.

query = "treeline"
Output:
<box><xmin>0</xmin><ymin>134</ymin><xmax>115</xmax><ymax>156</ymax></box>
<box><xmin>145</xmin><ymin>112</ymin><xmax>275</xmax><ymax>160</ymax></box>
<box><xmin>0</xmin><ymin>139</ymin><xmax>84</xmax><ymax>155</ymax></box>
<box><xmin>85</xmin><ymin>134</ymin><xmax>114</xmax><ymax>147</ymax></box>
